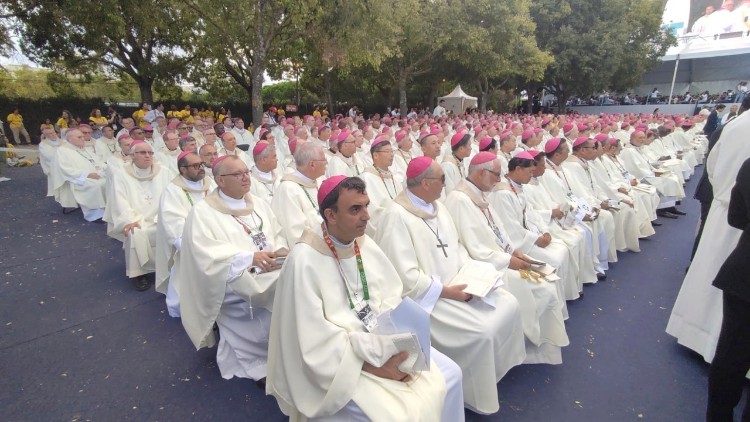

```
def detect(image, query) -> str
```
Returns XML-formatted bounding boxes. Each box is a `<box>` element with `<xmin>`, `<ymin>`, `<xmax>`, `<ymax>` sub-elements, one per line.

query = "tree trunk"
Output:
<box><xmin>324</xmin><ymin>71</ymin><xmax>334</xmax><ymax>115</ymax></box>
<box><xmin>138</xmin><ymin>78</ymin><xmax>154</xmax><ymax>104</ymax></box>
<box><xmin>428</xmin><ymin>84</ymin><xmax>438</xmax><ymax>110</ymax></box>
<box><xmin>398</xmin><ymin>73</ymin><xmax>408</xmax><ymax>117</ymax></box>
<box><xmin>251</xmin><ymin>60</ymin><xmax>265</xmax><ymax>127</ymax></box>
<box><xmin>556</xmin><ymin>92</ymin><xmax>567</xmax><ymax>114</ymax></box>
<box><xmin>478</xmin><ymin>77</ymin><xmax>489</xmax><ymax>113</ymax></box>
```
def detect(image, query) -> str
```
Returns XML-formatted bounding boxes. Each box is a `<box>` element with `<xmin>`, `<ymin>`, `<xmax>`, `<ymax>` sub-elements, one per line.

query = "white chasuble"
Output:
<box><xmin>376</xmin><ymin>190</ymin><xmax>526</xmax><ymax>415</ymax></box>
<box><xmin>249</xmin><ymin>167</ymin><xmax>280</xmax><ymax>208</ymax></box>
<box><xmin>51</xmin><ymin>141</ymin><xmax>107</xmax><ymax>215</ymax></box>
<box><xmin>110</xmin><ymin>163</ymin><xmax>172</xmax><ymax>277</ymax></box>
<box><xmin>272</xmin><ymin>173</ymin><xmax>323</xmax><ymax>246</ymax></box>
<box><xmin>359</xmin><ymin>166</ymin><xmax>404</xmax><ymax>237</ymax></box>
<box><xmin>176</xmin><ymin>190</ymin><xmax>286</xmax><ymax>381</ymax></box>
<box><xmin>267</xmin><ymin>226</ymin><xmax>453</xmax><ymax>421</ymax></box>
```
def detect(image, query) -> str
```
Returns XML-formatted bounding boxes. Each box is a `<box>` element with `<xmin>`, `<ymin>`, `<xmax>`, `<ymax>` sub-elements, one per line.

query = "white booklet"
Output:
<box><xmin>375</xmin><ymin>297</ymin><xmax>431</xmax><ymax>372</ymax></box>
<box><xmin>449</xmin><ymin>260</ymin><xmax>502</xmax><ymax>298</ymax></box>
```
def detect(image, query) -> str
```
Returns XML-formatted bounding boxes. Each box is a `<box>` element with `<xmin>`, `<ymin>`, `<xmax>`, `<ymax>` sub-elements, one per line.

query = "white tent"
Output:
<box><xmin>438</xmin><ymin>85</ymin><xmax>478</xmax><ymax>115</ymax></box>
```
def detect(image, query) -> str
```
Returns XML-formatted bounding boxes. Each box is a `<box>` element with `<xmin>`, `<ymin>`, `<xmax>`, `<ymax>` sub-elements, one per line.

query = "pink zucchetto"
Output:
<box><xmin>336</xmin><ymin>130</ymin><xmax>351</xmax><ymax>144</ymax></box>
<box><xmin>470</xmin><ymin>151</ymin><xmax>497</xmax><ymax>166</ymax></box>
<box><xmin>143</xmin><ymin>124</ymin><xmax>154</xmax><ymax>132</ymax></box>
<box><xmin>544</xmin><ymin>137</ymin><xmax>562</xmax><ymax>154</ymax></box>
<box><xmin>562</xmin><ymin>123</ymin><xmax>575</xmax><ymax>134</ymax></box>
<box><xmin>288</xmin><ymin>137</ymin><xmax>298</xmax><ymax>154</ymax></box>
<box><xmin>499</xmin><ymin>130</ymin><xmax>513</xmax><ymax>141</ymax></box>
<box><xmin>211</xmin><ymin>155</ymin><xmax>230</xmax><ymax>168</ymax></box>
<box><xmin>513</xmin><ymin>150</ymin><xmax>535</xmax><ymax>160</ymax></box>
<box><xmin>521</xmin><ymin>129</ymin><xmax>534</xmax><ymax>141</ymax></box>
<box><xmin>573</xmin><ymin>136</ymin><xmax>590</xmax><ymax>147</ymax></box>
<box><xmin>177</xmin><ymin>150</ymin><xmax>193</xmax><ymax>161</ymax></box>
<box><xmin>527</xmin><ymin>149</ymin><xmax>543</xmax><ymax>159</ymax></box>
<box><xmin>406</xmin><ymin>156</ymin><xmax>434</xmax><ymax>179</ymax></box>
<box><xmin>117</xmin><ymin>132</ymin><xmax>131</xmax><ymax>141</ymax></box>
<box><xmin>593</xmin><ymin>133</ymin><xmax>609</xmax><ymax>143</ymax></box>
<box><xmin>478</xmin><ymin>136</ymin><xmax>494</xmax><ymax>151</ymax></box>
<box><xmin>253</xmin><ymin>141</ymin><xmax>270</xmax><ymax>156</ymax></box>
<box><xmin>129</xmin><ymin>140</ymin><xmax>147</xmax><ymax>149</ymax></box>
<box><xmin>577</xmin><ymin>123</ymin><xmax>588</xmax><ymax>132</ymax></box>
<box><xmin>370</xmin><ymin>135</ymin><xmax>390</xmax><ymax>150</ymax></box>
<box><xmin>450</xmin><ymin>131</ymin><xmax>467</xmax><ymax>147</ymax></box>
<box><xmin>395</xmin><ymin>130</ymin><xmax>408</xmax><ymax>143</ymax></box>
<box><xmin>317</xmin><ymin>175</ymin><xmax>348</xmax><ymax>207</ymax></box>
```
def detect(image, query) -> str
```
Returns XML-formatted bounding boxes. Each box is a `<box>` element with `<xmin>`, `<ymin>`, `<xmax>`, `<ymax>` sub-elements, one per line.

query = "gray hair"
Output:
<box><xmin>294</xmin><ymin>142</ymin><xmax>324</xmax><ymax>167</ymax></box>
<box><xmin>179</xmin><ymin>136</ymin><xmax>196</xmax><ymax>150</ymax></box>
<box><xmin>406</xmin><ymin>165</ymin><xmax>434</xmax><ymax>188</ymax></box>
<box><xmin>468</xmin><ymin>160</ymin><xmax>497</xmax><ymax>176</ymax></box>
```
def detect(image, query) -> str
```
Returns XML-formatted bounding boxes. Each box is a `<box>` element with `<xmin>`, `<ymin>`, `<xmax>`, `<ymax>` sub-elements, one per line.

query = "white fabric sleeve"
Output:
<box><xmin>227</xmin><ymin>251</ymin><xmax>254</xmax><ymax>283</ymax></box>
<box><xmin>69</xmin><ymin>172</ymin><xmax>89</xmax><ymax>186</ymax></box>
<box><xmin>173</xmin><ymin>236</ymin><xmax>182</xmax><ymax>251</ymax></box>
<box><xmin>349</xmin><ymin>332</ymin><xmax>399</xmax><ymax>368</ymax></box>
<box><xmin>413</xmin><ymin>276</ymin><xmax>443</xmax><ymax>314</ymax></box>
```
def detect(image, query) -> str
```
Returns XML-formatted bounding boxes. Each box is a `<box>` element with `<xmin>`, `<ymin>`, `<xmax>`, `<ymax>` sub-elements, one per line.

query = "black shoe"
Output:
<box><xmin>657</xmin><ymin>210</ymin><xmax>678</xmax><ymax>219</ymax></box>
<box><xmin>62</xmin><ymin>207</ymin><xmax>79</xmax><ymax>214</ymax></box>
<box><xmin>597</xmin><ymin>272</ymin><xmax>607</xmax><ymax>281</ymax></box>
<box><xmin>255</xmin><ymin>377</ymin><xmax>266</xmax><ymax>390</ymax></box>
<box><xmin>652</xmin><ymin>221</ymin><xmax>662</xmax><ymax>226</ymax></box>
<box><xmin>671</xmin><ymin>208</ymin><xmax>687</xmax><ymax>216</ymax></box>
<box><xmin>132</xmin><ymin>275</ymin><xmax>150</xmax><ymax>291</ymax></box>
<box><xmin>93</xmin><ymin>218</ymin><xmax>105</xmax><ymax>224</ymax></box>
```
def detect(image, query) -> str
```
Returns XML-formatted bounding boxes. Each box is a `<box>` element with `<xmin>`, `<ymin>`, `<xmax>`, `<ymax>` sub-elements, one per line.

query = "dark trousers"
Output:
<box><xmin>707</xmin><ymin>292</ymin><xmax>750</xmax><ymax>421</ymax></box>
<box><xmin>691</xmin><ymin>201</ymin><xmax>712</xmax><ymax>260</ymax></box>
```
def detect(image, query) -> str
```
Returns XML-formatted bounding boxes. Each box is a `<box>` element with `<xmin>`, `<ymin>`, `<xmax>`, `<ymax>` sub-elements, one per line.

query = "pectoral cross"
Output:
<box><xmin>436</xmin><ymin>238</ymin><xmax>448</xmax><ymax>257</ymax></box>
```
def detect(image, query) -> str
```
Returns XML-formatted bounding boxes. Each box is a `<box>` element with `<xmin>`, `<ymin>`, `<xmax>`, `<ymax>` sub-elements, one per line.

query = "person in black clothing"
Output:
<box><xmin>706</xmin><ymin>156</ymin><xmax>750</xmax><ymax>422</ymax></box>
<box><xmin>704</xmin><ymin>104</ymin><xmax>726</xmax><ymax>137</ymax></box>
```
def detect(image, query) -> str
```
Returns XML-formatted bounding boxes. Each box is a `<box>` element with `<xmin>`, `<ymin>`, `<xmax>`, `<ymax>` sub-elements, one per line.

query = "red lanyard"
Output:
<box><xmin>321</xmin><ymin>223</ymin><xmax>370</xmax><ymax>308</ymax></box>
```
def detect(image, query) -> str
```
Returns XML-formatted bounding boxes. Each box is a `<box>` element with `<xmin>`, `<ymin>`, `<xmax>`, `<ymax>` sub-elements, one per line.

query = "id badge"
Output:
<box><xmin>492</xmin><ymin>227</ymin><xmax>513</xmax><ymax>253</ymax></box>
<box><xmin>354</xmin><ymin>300</ymin><xmax>378</xmax><ymax>332</ymax></box>
<box><xmin>251</xmin><ymin>232</ymin><xmax>269</xmax><ymax>251</ymax></box>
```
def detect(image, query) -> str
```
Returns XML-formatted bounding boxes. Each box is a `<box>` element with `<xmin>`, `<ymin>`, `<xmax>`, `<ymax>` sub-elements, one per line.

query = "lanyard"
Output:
<box><xmin>506</xmin><ymin>176</ymin><xmax>528</xmax><ymax>229</ymax></box>
<box><xmin>233</xmin><ymin>212</ymin><xmax>264</xmax><ymax>234</ymax></box>
<box><xmin>297</xmin><ymin>183</ymin><xmax>318</xmax><ymax>211</ymax></box>
<box><xmin>376</xmin><ymin>168</ymin><xmax>397</xmax><ymax>199</ymax></box>
<box><xmin>547</xmin><ymin>159</ymin><xmax>572</xmax><ymax>193</ymax></box>
<box><xmin>321</xmin><ymin>223</ymin><xmax>370</xmax><ymax>308</ymax></box>
<box><xmin>182</xmin><ymin>188</ymin><xmax>206</xmax><ymax>206</ymax></box>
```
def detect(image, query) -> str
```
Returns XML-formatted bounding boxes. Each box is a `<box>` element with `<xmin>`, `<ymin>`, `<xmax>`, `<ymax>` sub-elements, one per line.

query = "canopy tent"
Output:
<box><xmin>438</xmin><ymin>85</ymin><xmax>478</xmax><ymax>115</ymax></box>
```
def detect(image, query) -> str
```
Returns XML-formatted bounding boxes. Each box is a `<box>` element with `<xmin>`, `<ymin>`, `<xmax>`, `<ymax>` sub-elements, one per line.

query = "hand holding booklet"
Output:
<box><xmin>448</xmin><ymin>260</ymin><xmax>503</xmax><ymax>298</ymax></box>
<box><xmin>375</xmin><ymin>297</ymin><xmax>431</xmax><ymax>373</ymax></box>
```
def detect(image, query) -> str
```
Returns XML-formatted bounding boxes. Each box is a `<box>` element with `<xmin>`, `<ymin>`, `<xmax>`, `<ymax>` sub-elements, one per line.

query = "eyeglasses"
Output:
<box><xmin>220</xmin><ymin>170</ymin><xmax>251</xmax><ymax>179</ymax></box>
<box><xmin>580</xmin><ymin>146</ymin><xmax>597</xmax><ymax>150</ymax></box>
<box><xmin>485</xmin><ymin>169</ymin><xmax>502</xmax><ymax>178</ymax></box>
<box><xmin>425</xmin><ymin>175</ymin><xmax>446</xmax><ymax>184</ymax></box>
<box><xmin>180</xmin><ymin>163</ymin><xmax>204</xmax><ymax>170</ymax></box>
<box><xmin>134</xmin><ymin>151</ymin><xmax>155</xmax><ymax>155</ymax></box>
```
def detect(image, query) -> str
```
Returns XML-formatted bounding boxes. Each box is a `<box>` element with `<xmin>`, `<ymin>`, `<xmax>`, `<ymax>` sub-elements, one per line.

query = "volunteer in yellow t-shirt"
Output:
<box><xmin>6</xmin><ymin>108</ymin><xmax>31</xmax><ymax>145</ymax></box>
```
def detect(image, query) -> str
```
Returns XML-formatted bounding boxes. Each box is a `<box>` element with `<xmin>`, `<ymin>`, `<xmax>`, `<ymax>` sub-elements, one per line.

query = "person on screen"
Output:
<box><xmin>691</xmin><ymin>6</ymin><xmax>715</xmax><ymax>34</ymax></box>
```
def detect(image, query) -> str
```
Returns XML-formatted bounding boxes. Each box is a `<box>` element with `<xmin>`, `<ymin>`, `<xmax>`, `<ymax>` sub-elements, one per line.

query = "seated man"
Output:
<box><xmin>109</xmin><ymin>141</ymin><xmax>172</xmax><ymax>290</ymax></box>
<box><xmin>217</xmin><ymin>131</ymin><xmax>252</xmax><ymax>168</ymax></box>
<box><xmin>267</xmin><ymin>175</ymin><xmax>464</xmax><ymax>421</ymax></box>
<box><xmin>359</xmin><ymin>136</ymin><xmax>404</xmax><ymax>235</ymax></box>
<box><xmin>39</xmin><ymin>126</ymin><xmax>62</xmax><ymax>198</ymax></box>
<box><xmin>326</xmin><ymin>130</ymin><xmax>364</xmax><ymax>177</ymax></box>
<box><xmin>155</xmin><ymin>129</ymin><xmax>181</xmax><ymax>176</ymax></box>
<box><xmin>155</xmin><ymin>151</ymin><xmax>215</xmax><ymax>317</ymax></box>
<box><xmin>375</xmin><ymin>157</ymin><xmax>526</xmax><ymax>415</ymax></box>
<box><xmin>272</xmin><ymin>142</ymin><xmax>327</xmax><ymax>245</ymax></box>
<box><xmin>445</xmin><ymin>152</ymin><xmax>569</xmax><ymax>362</ymax></box>
<box><xmin>176</xmin><ymin>155</ymin><xmax>287</xmax><ymax>382</ymax></box>
<box><xmin>51</xmin><ymin>129</ymin><xmax>107</xmax><ymax>221</ymax></box>
<box><xmin>249</xmin><ymin>141</ymin><xmax>280</xmax><ymax>207</ymax></box>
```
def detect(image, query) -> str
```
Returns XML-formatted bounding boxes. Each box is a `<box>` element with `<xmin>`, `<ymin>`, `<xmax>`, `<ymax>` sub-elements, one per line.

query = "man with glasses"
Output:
<box><xmin>156</xmin><ymin>151</ymin><xmax>215</xmax><ymax>317</ymax></box>
<box><xmin>199</xmin><ymin>144</ymin><xmax>218</xmax><ymax>184</ymax></box>
<box><xmin>249</xmin><ymin>141</ymin><xmax>279</xmax><ymax>207</ymax></box>
<box><xmin>375</xmin><ymin>156</ymin><xmax>526</xmax><ymax>415</ymax></box>
<box><xmin>108</xmin><ymin>141</ymin><xmax>172</xmax><ymax>291</ymax></box>
<box><xmin>175</xmin><ymin>155</ymin><xmax>287</xmax><ymax>384</ymax></box>
<box><xmin>78</xmin><ymin>124</ymin><xmax>97</xmax><ymax>156</ymax></box>
<box><xmin>445</xmin><ymin>151</ymin><xmax>570</xmax><ymax>366</ymax></box>
<box><xmin>217</xmin><ymin>131</ymin><xmax>252</xmax><ymax>169</ymax></box>
<box><xmin>359</xmin><ymin>136</ymin><xmax>404</xmax><ymax>235</ymax></box>
<box><xmin>326</xmin><ymin>130</ymin><xmax>363</xmax><ymax>177</ymax></box>
<box><xmin>156</xmin><ymin>129</ymin><xmax>182</xmax><ymax>177</ymax></box>
<box><xmin>272</xmin><ymin>142</ymin><xmax>327</xmax><ymax>245</ymax></box>
<box><xmin>94</xmin><ymin>125</ymin><xmax>119</xmax><ymax>162</ymax></box>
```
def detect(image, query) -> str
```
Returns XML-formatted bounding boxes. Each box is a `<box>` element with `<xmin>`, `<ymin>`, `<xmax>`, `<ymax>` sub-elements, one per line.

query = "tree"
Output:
<box><xmin>179</xmin><ymin>0</ymin><xmax>317</xmax><ymax>126</ymax></box>
<box><xmin>12</xmin><ymin>0</ymin><xmax>193</xmax><ymax>103</ymax></box>
<box><xmin>444</xmin><ymin>0</ymin><xmax>552</xmax><ymax>112</ymax></box>
<box><xmin>531</xmin><ymin>0</ymin><xmax>674</xmax><ymax>112</ymax></box>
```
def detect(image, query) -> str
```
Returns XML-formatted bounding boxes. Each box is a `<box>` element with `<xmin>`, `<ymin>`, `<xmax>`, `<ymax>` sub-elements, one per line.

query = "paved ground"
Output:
<box><xmin>0</xmin><ymin>163</ymin><xmax>720</xmax><ymax>421</ymax></box>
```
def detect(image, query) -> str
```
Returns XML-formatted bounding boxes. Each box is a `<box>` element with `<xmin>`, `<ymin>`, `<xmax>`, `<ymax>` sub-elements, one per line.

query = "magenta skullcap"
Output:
<box><xmin>336</xmin><ymin>130</ymin><xmax>351</xmax><ymax>144</ymax></box>
<box><xmin>406</xmin><ymin>156</ymin><xmax>433</xmax><ymax>179</ymax></box>
<box><xmin>143</xmin><ymin>124</ymin><xmax>154</xmax><ymax>132</ymax></box>
<box><xmin>577</xmin><ymin>123</ymin><xmax>588</xmax><ymax>132</ymax></box>
<box><xmin>513</xmin><ymin>150</ymin><xmax>535</xmax><ymax>160</ymax></box>
<box><xmin>527</xmin><ymin>149</ymin><xmax>542</xmax><ymax>159</ymax></box>
<box><xmin>471</xmin><ymin>151</ymin><xmax>497</xmax><ymax>166</ymax></box>
<box><xmin>317</xmin><ymin>175</ymin><xmax>348</xmax><ymax>207</ymax></box>
<box><xmin>451</xmin><ymin>131</ymin><xmax>467</xmax><ymax>147</ymax></box>
<box><xmin>573</xmin><ymin>136</ymin><xmax>590</xmax><ymax>147</ymax></box>
<box><xmin>562</xmin><ymin>122</ymin><xmax>575</xmax><ymax>133</ymax></box>
<box><xmin>499</xmin><ymin>130</ymin><xmax>513</xmax><ymax>140</ymax></box>
<box><xmin>371</xmin><ymin>135</ymin><xmax>390</xmax><ymax>150</ymax></box>
<box><xmin>479</xmin><ymin>136</ymin><xmax>494</xmax><ymax>150</ymax></box>
<box><xmin>544</xmin><ymin>137</ymin><xmax>562</xmax><ymax>154</ymax></box>
<box><xmin>395</xmin><ymin>130</ymin><xmax>408</xmax><ymax>143</ymax></box>
<box><xmin>288</xmin><ymin>137</ymin><xmax>298</xmax><ymax>154</ymax></box>
<box><xmin>594</xmin><ymin>133</ymin><xmax>609</xmax><ymax>143</ymax></box>
<box><xmin>521</xmin><ymin>129</ymin><xmax>534</xmax><ymax>141</ymax></box>
<box><xmin>253</xmin><ymin>141</ymin><xmax>270</xmax><ymax>156</ymax></box>
<box><xmin>177</xmin><ymin>150</ymin><xmax>193</xmax><ymax>161</ymax></box>
<box><xmin>211</xmin><ymin>155</ymin><xmax>230</xmax><ymax>168</ymax></box>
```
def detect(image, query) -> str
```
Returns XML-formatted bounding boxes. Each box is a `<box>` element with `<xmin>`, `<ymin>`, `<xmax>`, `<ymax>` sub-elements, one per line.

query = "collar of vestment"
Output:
<box><xmin>204</xmin><ymin>189</ymin><xmax>254</xmax><ymax>216</ymax></box>
<box><xmin>567</xmin><ymin>155</ymin><xmax>588</xmax><ymax>169</ymax></box>
<box><xmin>251</xmin><ymin>166</ymin><xmax>276</xmax><ymax>183</ymax></box>
<box><xmin>335</xmin><ymin>152</ymin><xmax>354</xmax><ymax>164</ymax></box>
<box><xmin>161</xmin><ymin>147</ymin><xmax>180</xmax><ymax>156</ymax></box>
<box><xmin>298</xmin><ymin>225</ymin><xmax>366</xmax><ymax>259</ymax></box>
<box><xmin>442</xmin><ymin>151</ymin><xmax>461</xmax><ymax>166</ymax></box>
<box><xmin>43</xmin><ymin>139</ymin><xmax>61</xmax><ymax>147</ymax></box>
<box><xmin>281</xmin><ymin>171</ymin><xmax>317</xmax><ymax>189</ymax></box>
<box><xmin>454</xmin><ymin>179</ymin><xmax>490</xmax><ymax>209</ymax></box>
<box><xmin>220</xmin><ymin>147</ymin><xmax>239</xmax><ymax>156</ymax></box>
<box><xmin>394</xmin><ymin>189</ymin><xmax>437</xmax><ymax>219</ymax></box>
<box><xmin>171</xmin><ymin>175</ymin><xmax>209</xmax><ymax>194</ymax></box>
<box><xmin>61</xmin><ymin>140</ymin><xmax>84</xmax><ymax>152</ymax></box>
<box><xmin>362</xmin><ymin>165</ymin><xmax>392</xmax><ymax>179</ymax></box>
<box><xmin>124</xmin><ymin>162</ymin><xmax>162</xmax><ymax>180</ymax></box>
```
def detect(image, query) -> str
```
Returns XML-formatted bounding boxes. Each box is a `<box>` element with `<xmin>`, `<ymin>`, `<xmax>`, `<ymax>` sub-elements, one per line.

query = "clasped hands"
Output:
<box><xmin>363</xmin><ymin>351</ymin><xmax>411</xmax><ymax>382</ymax></box>
<box><xmin>251</xmin><ymin>248</ymin><xmax>289</xmax><ymax>273</ymax></box>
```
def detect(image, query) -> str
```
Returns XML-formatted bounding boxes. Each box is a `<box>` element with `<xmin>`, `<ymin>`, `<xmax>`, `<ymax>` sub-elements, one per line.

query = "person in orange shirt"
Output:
<box><xmin>6</xmin><ymin>107</ymin><xmax>31</xmax><ymax>145</ymax></box>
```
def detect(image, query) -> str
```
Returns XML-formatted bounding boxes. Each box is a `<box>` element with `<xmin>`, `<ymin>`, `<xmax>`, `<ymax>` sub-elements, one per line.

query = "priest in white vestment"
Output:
<box><xmin>667</xmin><ymin>108</ymin><xmax>750</xmax><ymax>363</ymax></box>
<box><xmin>376</xmin><ymin>156</ymin><xmax>526</xmax><ymax>415</ymax></box>
<box><xmin>326</xmin><ymin>130</ymin><xmax>364</xmax><ymax>177</ymax></box>
<box><xmin>155</xmin><ymin>151</ymin><xmax>215</xmax><ymax>317</ymax></box>
<box><xmin>217</xmin><ymin>131</ymin><xmax>252</xmax><ymax>169</ymax></box>
<box><xmin>445</xmin><ymin>152</ymin><xmax>569</xmax><ymax>362</ymax></box>
<box><xmin>51</xmin><ymin>129</ymin><xmax>107</xmax><ymax>221</ymax></box>
<box><xmin>94</xmin><ymin>126</ymin><xmax>120</xmax><ymax>163</ymax></box>
<box><xmin>267</xmin><ymin>175</ymin><xmax>464</xmax><ymax>422</ymax></box>
<box><xmin>360</xmin><ymin>137</ymin><xmax>404</xmax><ymax>236</ymax></box>
<box><xmin>176</xmin><ymin>155</ymin><xmax>287</xmax><ymax>381</ymax></box>
<box><xmin>155</xmin><ymin>129</ymin><xmax>181</xmax><ymax>177</ymax></box>
<box><xmin>249</xmin><ymin>141</ymin><xmax>280</xmax><ymax>207</ymax></box>
<box><xmin>39</xmin><ymin>127</ymin><xmax>62</xmax><ymax>197</ymax></box>
<box><xmin>441</xmin><ymin>132</ymin><xmax>471</xmax><ymax>194</ymax></box>
<box><xmin>109</xmin><ymin>141</ymin><xmax>172</xmax><ymax>290</ymax></box>
<box><xmin>392</xmin><ymin>130</ymin><xmax>415</xmax><ymax>179</ymax></box>
<box><xmin>272</xmin><ymin>142</ymin><xmax>327</xmax><ymax>245</ymax></box>
<box><xmin>563</xmin><ymin>137</ymin><xmax>640</xmax><ymax>254</ymax></box>
<box><xmin>489</xmin><ymin>150</ymin><xmax>581</xmax><ymax>303</ymax></box>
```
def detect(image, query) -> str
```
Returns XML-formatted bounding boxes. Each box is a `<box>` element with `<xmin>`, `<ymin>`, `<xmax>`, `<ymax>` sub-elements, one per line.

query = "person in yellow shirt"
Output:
<box><xmin>56</xmin><ymin>110</ymin><xmax>71</xmax><ymax>134</ymax></box>
<box><xmin>89</xmin><ymin>109</ymin><xmax>108</xmax><ymax>128</ymax></box>
<box><xmin>132</xmin><ymin>103</ymin><xmax>149</xmax><ymax>128</ymax></box>
<box><xmin>6</xmin><ymin>108</ymin><xmax>31</xmax><ymax>145</ymax></box>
